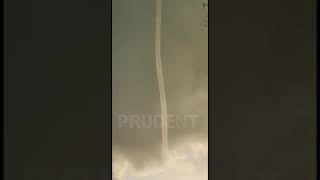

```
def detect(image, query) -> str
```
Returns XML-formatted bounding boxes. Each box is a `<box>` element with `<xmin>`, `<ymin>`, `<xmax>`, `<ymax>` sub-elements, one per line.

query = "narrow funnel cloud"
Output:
<box><xmin>155</xmin><ymin>0</ymin><xmax>168</xmax><ymax>161</ymax></box>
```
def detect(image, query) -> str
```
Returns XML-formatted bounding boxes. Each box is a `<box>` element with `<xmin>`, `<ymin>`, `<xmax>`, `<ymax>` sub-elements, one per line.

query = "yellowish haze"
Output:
<box><xmin>112</xmin><ymin>0</ymin><xmax>207</xmax><ymax>179</ymax></box>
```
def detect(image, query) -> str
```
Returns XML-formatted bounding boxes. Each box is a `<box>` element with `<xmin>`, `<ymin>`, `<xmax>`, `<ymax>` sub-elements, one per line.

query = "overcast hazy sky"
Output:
<box><xmin>112</xmin><ymin>0</ymin><xmax>208</xmax><ymax>179</ymax></box>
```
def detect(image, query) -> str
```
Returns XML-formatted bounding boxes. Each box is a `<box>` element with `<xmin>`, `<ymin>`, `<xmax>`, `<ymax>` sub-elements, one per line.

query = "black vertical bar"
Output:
<box><xmin>4</xmin><ymin>0</ymin><xmax>112</xmax><ymax>179</ymax></box>
<box><xmin>209</xmin><ymin>0</ymin><xmax>316</xmax><ymax>179</ymax></box>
